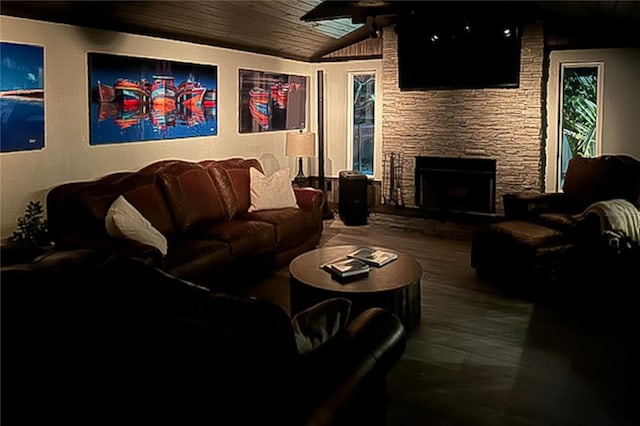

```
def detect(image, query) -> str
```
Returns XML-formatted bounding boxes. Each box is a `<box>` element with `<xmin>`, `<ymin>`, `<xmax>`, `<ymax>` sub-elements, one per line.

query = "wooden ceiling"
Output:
<box><xmin>2</xmin><ymin>1</ymin><xmax>639</xmax><ymax>62</ymax></box>
<box><xmin>0</xmin><ymin>0</ymin><xmax>376</xmax><ymax>61</ymax></box>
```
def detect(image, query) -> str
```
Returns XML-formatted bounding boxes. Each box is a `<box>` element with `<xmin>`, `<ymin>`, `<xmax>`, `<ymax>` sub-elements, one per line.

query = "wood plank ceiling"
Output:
<box><xmin>0</xmin><ymin>0</ymin><xmax>380</xmax><ymax>62</ymax></box>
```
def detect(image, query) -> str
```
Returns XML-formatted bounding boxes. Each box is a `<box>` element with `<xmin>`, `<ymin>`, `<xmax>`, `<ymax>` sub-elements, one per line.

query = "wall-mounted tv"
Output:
<box><xmin>396</xmin><ymin>17</ymin><xmax>522</xmax><ymax>91</ymax></box>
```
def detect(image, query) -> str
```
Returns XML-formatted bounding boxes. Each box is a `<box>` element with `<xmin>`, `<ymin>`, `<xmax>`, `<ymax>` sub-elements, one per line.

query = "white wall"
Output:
<box><xmin>0</xmin><ymin>15</ymin><xmax>382</xmax><ymax>238</ymax></box>
<box><xmin>311</xmin><ymin>61</ymin><xmax>383</xmax><ymax>179</ymax></box>
<box><xmin>545</xmin><ymin>48</ymin><xmax>640</xmax><ymax>191</ymax></box>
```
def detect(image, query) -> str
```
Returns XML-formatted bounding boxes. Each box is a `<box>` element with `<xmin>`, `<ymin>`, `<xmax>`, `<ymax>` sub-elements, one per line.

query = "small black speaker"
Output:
<box><xmin>339</xmin><ymin>170</ymin><xmax>368</xmax><ymax>226</ymax></box>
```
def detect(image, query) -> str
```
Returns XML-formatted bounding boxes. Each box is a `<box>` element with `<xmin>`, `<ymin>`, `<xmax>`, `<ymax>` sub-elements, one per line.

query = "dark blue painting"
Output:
<box><xmin>1</xmin><ymin>42</ymin><xmax>45</xmax><ymax>153</ymax></box>
<box><xmin>88</xmin><ymin>53</ymin><xmax>217</xmax><ymax>145</ymax></box>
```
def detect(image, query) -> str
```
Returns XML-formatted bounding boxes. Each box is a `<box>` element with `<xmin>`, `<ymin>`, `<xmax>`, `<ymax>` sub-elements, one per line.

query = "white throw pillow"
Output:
<box><xmin>105</xmin><ymin>195</ymin><xmax>168</xmax><ymax>256</ymax></box>
<box><xmin>248</xmin><ymin>167</ymin><xmax>298</xmax><ymax>212</ymax></box>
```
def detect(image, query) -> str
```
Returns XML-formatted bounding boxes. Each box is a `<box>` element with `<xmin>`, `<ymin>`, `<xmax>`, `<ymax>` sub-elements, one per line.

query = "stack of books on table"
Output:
<box><xmin>321</xmin><ymin>257</ymin><xmax>370</xmax><ymax>279</ymax></box>
<box><xmin>347</xmin><ymin>247</ymin><xmax>398</xmax><ymax>267</ymax></box>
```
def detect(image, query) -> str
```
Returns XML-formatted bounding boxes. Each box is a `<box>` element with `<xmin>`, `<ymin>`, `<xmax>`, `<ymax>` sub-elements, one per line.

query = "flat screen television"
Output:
<box><xmin>396</xmin><ymin>19</ymin><xmax>522</xmax><ymax>90</ymax></box>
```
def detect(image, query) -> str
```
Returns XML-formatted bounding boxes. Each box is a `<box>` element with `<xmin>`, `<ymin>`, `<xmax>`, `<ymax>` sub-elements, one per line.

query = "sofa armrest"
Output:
<box><xmin>299</xmin><ymin>307</ymin><xmax>406</xmax><ymax>426</ymax></box>
<box><xmin>294</xmin><ymin>187</ymin><xmax>324</xmax><ymax>212</ymax></box>
<box><xmin>503</xmin><ymin>192</ymin><xmax>569</xmax><ymax>220</ymax></box>
<box><xmin>54</xmin><ymin>235</ymin><xmax>164</xmax><ymax>268</ymax></box>
<box><xmin>0</xmin><ymin>240</ymin><xmax>53</xmax><ymax>266</ymax></box>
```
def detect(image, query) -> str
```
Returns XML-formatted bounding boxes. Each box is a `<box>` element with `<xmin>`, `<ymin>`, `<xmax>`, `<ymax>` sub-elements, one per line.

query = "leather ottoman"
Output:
<box><xmin>471</xmin><ymin>220</ymin><xmax>575</xmax><ymax>287</ymax></box>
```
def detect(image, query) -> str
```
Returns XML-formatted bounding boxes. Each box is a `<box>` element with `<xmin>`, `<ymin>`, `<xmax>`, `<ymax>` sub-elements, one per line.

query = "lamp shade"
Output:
<box><xmin>286</xmin><ymin>132</ymin><xmax>316</xmax><ymax>158</ymax></box>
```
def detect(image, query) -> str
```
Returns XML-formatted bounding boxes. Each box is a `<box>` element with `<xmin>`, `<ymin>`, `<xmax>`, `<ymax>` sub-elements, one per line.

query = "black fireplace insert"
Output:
<box><xmin>415</xmin><ymin>156</ymin><xmax>496</xmax><ymax>214</ymax></box>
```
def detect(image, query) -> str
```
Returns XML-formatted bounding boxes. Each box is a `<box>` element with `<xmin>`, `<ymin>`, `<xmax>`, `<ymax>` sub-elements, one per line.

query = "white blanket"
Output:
<box><xmin>573</xmin><ymin>198</ymin><xmax>640</xmax><ymax>243</ymax></box>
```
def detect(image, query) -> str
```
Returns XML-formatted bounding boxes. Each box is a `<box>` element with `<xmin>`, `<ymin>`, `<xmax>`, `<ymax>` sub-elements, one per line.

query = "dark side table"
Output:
<box><xmin>289</xmin><ymin>245</ymin><xmax>422</xmax><ymax>333</ymax></box>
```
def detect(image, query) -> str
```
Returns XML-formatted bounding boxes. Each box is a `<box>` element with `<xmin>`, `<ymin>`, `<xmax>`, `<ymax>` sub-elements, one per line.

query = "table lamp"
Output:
<box><xmin>286</xmin><ymin>131</ymin><xmax>316</xmax><ymax>179</ymax></box>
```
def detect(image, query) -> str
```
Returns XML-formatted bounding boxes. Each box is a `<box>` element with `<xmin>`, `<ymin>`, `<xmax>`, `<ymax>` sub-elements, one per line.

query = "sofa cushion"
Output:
<box><xmin>105</xmin><ymin>196</ymin><xmax>168</xmax><ymax>256</ymax></box>
<box><xmin>137</xmin><ymin>159</ymin><xmax>182</xmax><ymax>174</ymax></box>
<box><xmin>199</xmin><ymin>220</ymin><xmax>276</xmax><ymax>257</ymax></box>
<box><xmin>164</xmin><ymin>237</ymin><xmax>233</xmax><ymax>280</ymax></box>
<box><xmin>200</xmin><ymin>158</ymin><xmax>264</xmax><ymax>174</ymax></box>
<box><xmin>159</xmin><ymin>163</ymin><xmax>227</xmax><ymax>233</ymax></box>
<box><xmin>121</xmin><ymin>179</ymin><xmax>176</xmax><ymax>236</ymax></box>
<box><xmin>226</xmin><ymin>168</ymin><xmax>251</xmax><ymax>214</ymax></box>
<box><xmin>243</xmin><ymin>207</ymin><xmax>317</xmax><ymax>250</ymax></box>
<box><xmin>201</xmin><ymin>158</ymin><xmax>265</xmax><ymax>218</ymax></box>
<box><xmin>207</xmin><ymin>166</ymin><xmax>239</xmax><ymax>220</ymax></box>
<box><xmin>248</xmin><ymin>167</ymin><xmax>298</xmax><ymax>212</ymax></box>
<box><xmin>76</xmin><ymin>192</ymin><xmax>124</xmax><ymax>238</ymax></box>
<box><xmin>534</xmin><ymin>212</ymin><xmax>576</xmax><ymax>233</ymax></box>
<box><xmin>77</xmin><ymin>174</ymin><xmax>175</xmax><ymax>238</ymax></box>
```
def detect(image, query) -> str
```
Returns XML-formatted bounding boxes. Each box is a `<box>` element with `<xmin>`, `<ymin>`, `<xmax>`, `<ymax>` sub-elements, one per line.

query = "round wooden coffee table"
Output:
<box><xmin>289</xmin><ymin>245</ymin><xmax>422</xmax><ymax>333</ymax></box>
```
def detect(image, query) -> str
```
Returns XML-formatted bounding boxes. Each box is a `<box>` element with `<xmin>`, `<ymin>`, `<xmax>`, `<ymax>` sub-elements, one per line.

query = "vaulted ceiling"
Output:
<box><xmin>2</xmin><ymin>1</ymin><xmax>639</xmax><ymax>62</ymax></box>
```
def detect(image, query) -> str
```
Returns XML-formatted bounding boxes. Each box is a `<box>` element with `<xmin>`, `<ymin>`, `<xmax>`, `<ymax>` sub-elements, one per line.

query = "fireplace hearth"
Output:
<box><xmin>415</xmin><ymin>156</ymin><xmax>496</xmax><ymax>214</ymax></box>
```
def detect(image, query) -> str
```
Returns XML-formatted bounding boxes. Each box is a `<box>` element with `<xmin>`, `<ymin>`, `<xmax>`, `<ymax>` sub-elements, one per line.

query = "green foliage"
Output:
<box><xmin>9</xmin><ymin>200</ymin><xmax>50</xmax><ymax>246</ymax></box>
<box><xmin>562</xmin><ymin>70</ymin><xmax>598</xmax><ymax>158</ymax></box>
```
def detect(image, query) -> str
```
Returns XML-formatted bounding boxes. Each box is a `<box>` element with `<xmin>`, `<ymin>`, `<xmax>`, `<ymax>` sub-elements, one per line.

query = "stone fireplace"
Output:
<box><xmin>381</xmin><ymin>24</ymin><xmax>545</xmax><ymax>215</ymax></box>
<box><xmin>415</xmin><ymin>156</ymin><xmax>496</xmax><ymax>214</ymax></box>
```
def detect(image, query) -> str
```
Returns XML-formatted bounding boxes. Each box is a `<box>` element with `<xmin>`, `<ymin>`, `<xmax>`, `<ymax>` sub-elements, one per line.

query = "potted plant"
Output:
<box><xmin>2</xmin><ymin>200</ymin><xmax>53</xmax><ymax>264</ymax></box>
<box><xmin>6</xmin><ymin>200</ymin><xmax>52</xmax><ymax>247</ymax></box>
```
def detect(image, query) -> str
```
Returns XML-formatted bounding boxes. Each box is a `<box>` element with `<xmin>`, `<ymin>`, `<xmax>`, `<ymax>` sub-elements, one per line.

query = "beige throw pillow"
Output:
<box><xmin>248</xmin><ymin>167</ymin><xmax>298</xmax><ymax>212</ymax></box>
<box><xmin>105</xmin><ymin>195</ymin><xmax>168</xmax><ymax>256</ymax></box>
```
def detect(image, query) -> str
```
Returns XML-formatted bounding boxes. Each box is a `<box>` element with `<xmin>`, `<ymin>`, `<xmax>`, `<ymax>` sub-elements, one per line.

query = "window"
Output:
<box><xmin>348</xmin><ymin>72</ymin><xmax>375</xmax><ymax>176</ymax></box>
<box><xmin>557</xmin><ymin>64</ymin><xmax>602</xmax><ymax>189</ymax></box>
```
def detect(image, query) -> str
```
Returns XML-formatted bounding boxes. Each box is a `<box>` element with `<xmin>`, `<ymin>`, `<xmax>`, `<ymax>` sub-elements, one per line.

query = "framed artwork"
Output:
<box><xmin>0</xmin><ymin>42</ymin><xmax>45</xmax><ymax>153</ymax></box>
<box><xmin>88</xmin><ymin>53</ymin><xmax>217</xmax><ymax>145</ymax></box>
<box><xmin>239</xmin><ymin>69</ymin><xmax>307</xmax><ymax>133</ymax></box>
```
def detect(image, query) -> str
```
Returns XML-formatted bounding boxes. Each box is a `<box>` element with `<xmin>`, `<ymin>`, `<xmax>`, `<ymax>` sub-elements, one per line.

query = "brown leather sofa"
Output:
<box><xmin>1</xmin><ymin>248</ymin><xmax>407</xmax><ymax>425</ymax></box>
<box><xmin>471</xmin><ymin>154</ymin><xmax>640</xmax><ymax>295</ymax></box>
<box><xmin>46</xmin><ymin>157</ymin><xmax>324</xmax><ymax>288</ymax></box>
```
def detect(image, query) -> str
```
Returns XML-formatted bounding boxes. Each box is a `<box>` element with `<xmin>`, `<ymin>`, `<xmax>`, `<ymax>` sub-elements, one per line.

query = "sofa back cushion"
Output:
<box><xmin>119</xmin><ymin>177</ymin><xmax>176</xmax><ymax>236</ymax></box>
<box><xmin>137</xmin><ymin>159</ymin><xmax>184</xmax><ymax>174</ymax></box>
<box><xmin>226</xmin><ymin>168</ymin><xmax>252</xmax><ymax>214</ymax></box>
<box><xmin>563</xmin><ymin>155</ymin><xmax>640</xmax><ymax>212</ymax></box>
<box><xmin>206</xmin><ymin>166</ymin><xmax>240</xmax><ymax>220</ymax></box>
<box><xmin>158</xmin><ymin>162</ymin><xmax>227</xmax><ymax>233</ymax></box>
<box><xmin>71</xmin><ymin>173</ymin><xmax>175</xmax><ymax>239</ymax></box>
<box><xmin>201</xmin><ymin>158</ymin><xmax>263</xmax><ymax>173</ymax></box>
<box><xmin>201</xmin><ymin>158</ymin><xmax>264</xmax><ymax>217</ymax></box>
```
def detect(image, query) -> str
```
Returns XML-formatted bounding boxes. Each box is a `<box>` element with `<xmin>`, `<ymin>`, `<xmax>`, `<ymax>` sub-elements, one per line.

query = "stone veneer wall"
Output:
<box><xmin>381</xmin><ymin>24</ymin><xmax>545</xmax><ymax>214</ymax></box>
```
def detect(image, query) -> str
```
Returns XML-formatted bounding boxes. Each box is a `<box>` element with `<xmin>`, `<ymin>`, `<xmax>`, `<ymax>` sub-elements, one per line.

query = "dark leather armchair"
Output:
<box><xmin>471</xmin><ymin>155</ymin><xmax>640</xmax><ymax>294</ymax></box>
<box><xmin>1</xmin><ymin>248</ymin><xmax>406</xmax><ymax>426</ymax></box>
<box><xmin>503</xmin><ymin>155</ymin><xmax>640</xmax><ymax>225</ymax></box>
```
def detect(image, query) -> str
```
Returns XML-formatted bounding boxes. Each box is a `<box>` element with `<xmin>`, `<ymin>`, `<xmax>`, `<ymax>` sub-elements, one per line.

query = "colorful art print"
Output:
<box><xmin>0</xmin><ymin>42</ymin><xmax>45</xmax><ymax>153</ymax></box>
<box><xmin>239</xmin><ymin>69</ymin><xmax>307</xmax><ymax>133</ymax></box>
<box><xmin>88</xmin><ymin>52</ymin><xmax>217</xmax><ymax>145</ymax></box>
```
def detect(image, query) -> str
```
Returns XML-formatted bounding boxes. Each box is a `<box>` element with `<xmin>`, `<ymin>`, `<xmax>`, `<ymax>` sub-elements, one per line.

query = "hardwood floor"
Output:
<box><xmin>245</xmin><ymin>217</ymin><xmax>636</xmax><ymax>426</ymax></box>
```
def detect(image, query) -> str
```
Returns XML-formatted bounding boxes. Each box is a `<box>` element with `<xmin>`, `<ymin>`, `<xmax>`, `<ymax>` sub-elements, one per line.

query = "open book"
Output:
<box><xmin>321</xmin><ymin>257</ymin><xmax>370</xmax><ymax>278</ymax></box>
<box><xmin>347</xmin><ymin>247</ymin><xmax>398</xmax><ymax>267</ymax></box>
